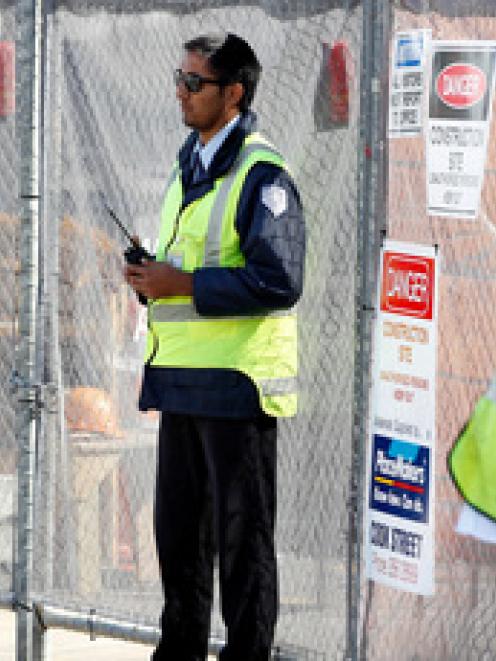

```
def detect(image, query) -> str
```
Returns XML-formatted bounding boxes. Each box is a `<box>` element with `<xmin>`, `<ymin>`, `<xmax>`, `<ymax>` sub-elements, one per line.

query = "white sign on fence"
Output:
<box><xmin>389</xmin><ymin>30</ymin><xmax>431</xmax><ymax>137</ymax></box>
<box><xmin>427</xmin><ymin>40</ymin><xmax>496</xmax><ymax>218</ymax></box>
<box><xmin>365</xmin><ymin>240</ymin><xmax>438</xmax><ymax>596</ymax></box>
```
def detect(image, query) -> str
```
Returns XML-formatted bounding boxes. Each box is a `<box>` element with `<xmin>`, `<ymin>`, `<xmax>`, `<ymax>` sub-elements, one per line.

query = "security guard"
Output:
<box><xmin>125</xmin><ymin>33</ymin><xmax>305</xmax><ymax>661</ymax></box>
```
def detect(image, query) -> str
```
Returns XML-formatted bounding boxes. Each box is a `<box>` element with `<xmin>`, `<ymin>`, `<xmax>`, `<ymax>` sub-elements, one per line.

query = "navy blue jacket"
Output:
<box><xmin>139</xmin><ymin>111</ymin><xmax>305</xmax><ymax>418</ymax></box>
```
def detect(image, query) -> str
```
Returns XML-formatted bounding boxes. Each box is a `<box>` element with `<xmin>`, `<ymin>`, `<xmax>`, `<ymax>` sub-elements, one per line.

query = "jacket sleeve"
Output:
<box><xmin>192</xmin><ymin>163</ymin><xmax>306</xmax><ymax>316</ymax></box>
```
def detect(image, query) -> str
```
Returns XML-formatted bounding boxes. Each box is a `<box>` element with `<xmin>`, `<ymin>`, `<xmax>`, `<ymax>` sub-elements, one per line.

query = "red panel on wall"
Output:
<box><xmin>328</xmin><ymin>41</ymin><xmax>351</xmax><ymax>124</ymax></box>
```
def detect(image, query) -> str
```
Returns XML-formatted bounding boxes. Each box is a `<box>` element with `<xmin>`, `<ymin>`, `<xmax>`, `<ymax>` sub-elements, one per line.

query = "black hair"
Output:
<box><xmin>184</xmin><ymin>32</ymin><xmax>261</xmax><ymax>113</ymax></box>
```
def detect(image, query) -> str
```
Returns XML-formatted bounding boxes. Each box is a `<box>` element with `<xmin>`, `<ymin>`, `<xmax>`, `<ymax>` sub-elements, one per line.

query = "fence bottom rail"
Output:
<box><xmin>0</xmin><ymin>598</ymin><xmax>314</xmax><ymax>660</ymax></box>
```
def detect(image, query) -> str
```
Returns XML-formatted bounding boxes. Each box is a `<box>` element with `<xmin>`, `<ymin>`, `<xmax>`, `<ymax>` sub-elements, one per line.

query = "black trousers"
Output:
<box><xmin>151</xmin><ymin>412</ymin><xmax>278</xmax><ymax>661</ymax></box>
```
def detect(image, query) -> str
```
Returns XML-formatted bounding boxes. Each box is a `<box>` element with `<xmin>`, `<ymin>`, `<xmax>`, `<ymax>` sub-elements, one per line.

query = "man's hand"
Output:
<box><xmin>124</xmin><ymin>260</ymin><xmax>193</xmax><ymax>299</ymax></box>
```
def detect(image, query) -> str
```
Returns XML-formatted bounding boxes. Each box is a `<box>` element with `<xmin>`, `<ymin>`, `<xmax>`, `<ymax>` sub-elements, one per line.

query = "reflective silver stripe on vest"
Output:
<box><xmin>203</xmin><ymin>142</ymin><xmax>282</xmax><ymax>267</ymax></box>
<box><xmin>160</xmin><ymin>165</ymin><xmax>180</xmax><ymax>205</ymax></box>
<box><xmin>486</xmin><ymin>377</ymin><xmax>496</xmax><ymax>403</ymax></box>
<box><xmin>151</xmin><ymin>303</ymin><xmax>200</xmax><ymax>322</ymax></box>
<box><xmin>151</xmin><ymin>302</ymin><xmax>294</xmax><ymax>323</ymax></box>
<box><xmin>164</xmin><ymin>164</ymin><xmax>180</xmax><ymax>195</ymax></box>
<box><xmin>258</xmin><ymin>376</ymin><xmax>296</xmax><ymax>397</ymax></box>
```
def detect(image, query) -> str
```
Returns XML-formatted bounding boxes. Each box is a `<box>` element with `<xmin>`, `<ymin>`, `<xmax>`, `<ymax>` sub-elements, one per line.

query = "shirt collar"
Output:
<box><xmin>194</xmin><ymin>114</ymin><xmax>240</xmax><ymax>171</ymax></box>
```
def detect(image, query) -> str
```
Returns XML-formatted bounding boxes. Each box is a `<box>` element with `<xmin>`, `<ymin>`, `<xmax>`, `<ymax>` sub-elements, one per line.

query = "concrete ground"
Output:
<box><xmin>0</xmin><ymin>609</ymin><xmax>153</xmax><ymax>660</ymax></box>
<box><xmin>0</xmin><ymin>610</ymin><xmax>218</xmax><ymax>660</ymax></box>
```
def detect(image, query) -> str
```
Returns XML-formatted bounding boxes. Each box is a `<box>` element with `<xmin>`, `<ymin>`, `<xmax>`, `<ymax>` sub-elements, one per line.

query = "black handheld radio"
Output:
<box><xmin>104</xmin><ymin>203</ymin><xmax>153</xmax><ymax>305</ymax></box>
<box><xmin>104</xmin><ymin>203</ymin><xmax>154</xmax><ymax>265</ymax></box>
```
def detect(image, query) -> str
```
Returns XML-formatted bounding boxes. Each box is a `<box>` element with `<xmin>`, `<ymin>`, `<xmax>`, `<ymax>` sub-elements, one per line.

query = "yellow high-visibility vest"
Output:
<box><xmin>448</xmin><ymin>379</ymin><xmax>496</xmax><ymax>520</ymax></box>
<box><xmin>145</xmin><ymin>132</ymin><xmax>298</xmax><ymax>417</ymax></box>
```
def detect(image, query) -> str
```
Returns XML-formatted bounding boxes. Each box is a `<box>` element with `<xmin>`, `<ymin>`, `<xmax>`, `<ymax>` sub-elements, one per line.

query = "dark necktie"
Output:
<box><xmin>191</xmin><ymin>149</ymin><xmax>206</xmax><ymax>184</ymax></box>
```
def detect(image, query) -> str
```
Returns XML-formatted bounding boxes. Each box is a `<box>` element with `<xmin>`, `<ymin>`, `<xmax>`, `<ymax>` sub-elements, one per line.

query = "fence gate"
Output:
<box><xmin>12</xmin><ymin>1</ymin><xmax>495</xmax><ymax>659</ymax></box>
<box><xmin>8</xmin><ymin>0</ymin><xmax>370</xmax><ymax>659</ymax></box>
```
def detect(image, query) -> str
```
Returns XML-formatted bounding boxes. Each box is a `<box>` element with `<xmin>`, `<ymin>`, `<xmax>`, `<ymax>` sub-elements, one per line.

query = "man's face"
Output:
<box><xmin>176</xmin><ymin>50</ymin><xmax>234</xmax><ymax>142</ymax></box>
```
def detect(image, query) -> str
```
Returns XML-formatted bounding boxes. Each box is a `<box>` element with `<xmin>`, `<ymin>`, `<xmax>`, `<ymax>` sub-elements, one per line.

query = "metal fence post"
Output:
<box><xmin>348</xmin><ymin>1</ymin><xmax>391</xmax><ymax>659</ymax></box>
<box><xmin>15</xmin><ymin>0</ymin><xmax>43</xmax><ymax>659</ymax></box>
<box><xmin>36</xmin><ymin>0</ymin><xmax>62</xmax><ymax>604</ymax></box>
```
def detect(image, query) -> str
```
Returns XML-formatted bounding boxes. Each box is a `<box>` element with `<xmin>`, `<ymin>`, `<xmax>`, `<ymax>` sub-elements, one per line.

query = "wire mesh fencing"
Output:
<box><xmin>10</xmin><ymin>0</ymin><xmax>496</xmax><ymax>659</ymax></box>
<box><xmin>360</xmin><ymin>2</ymin><xmax>496</xmax><ymax>660</ymax></box>
<box><xmin>23</xmin><ymin>1</ymin><xmax>365</xmax><ymax>658</ymax></box>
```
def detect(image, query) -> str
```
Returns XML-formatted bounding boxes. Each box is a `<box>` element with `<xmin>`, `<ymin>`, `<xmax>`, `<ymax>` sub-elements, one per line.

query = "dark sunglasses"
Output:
<box><xmin>173</xmin><ymin>68</ymin><xmax>226</xmax><ymax>93</ymax></box>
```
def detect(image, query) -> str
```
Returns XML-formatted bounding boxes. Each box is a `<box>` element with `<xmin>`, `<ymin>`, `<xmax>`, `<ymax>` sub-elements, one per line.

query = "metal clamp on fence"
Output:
<box><xmin>12</xmin><ymin>597</ymin><xmax>33</xmax><ymax>614</ymax></box>
<box><xmin>10</xmin><ymin>371</ymin><xmax>58</xmax><ymax>414</ymax></box>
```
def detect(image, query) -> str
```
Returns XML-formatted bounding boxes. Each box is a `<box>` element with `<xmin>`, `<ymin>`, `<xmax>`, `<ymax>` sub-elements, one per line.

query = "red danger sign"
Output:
<box><xmin>381</xmin><ymin>252</ymin><xmax>435</xmax><ymax>320</ymax></box>
<box><xmin>436</xmin><ymin>63</ymin><xmax>487</xmax><ymax>109</ymax></box>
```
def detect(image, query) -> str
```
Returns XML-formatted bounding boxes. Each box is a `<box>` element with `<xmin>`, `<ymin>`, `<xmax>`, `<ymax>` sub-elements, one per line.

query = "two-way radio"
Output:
<box><xmin>104</xmin><ymin>202</ymin><xmax>154</xmax><ymax>265</ymax></box>
<box><xmin>104</xmin><ymin>202</ymin><xmax>153</xmax><ymax>305</ymax></box>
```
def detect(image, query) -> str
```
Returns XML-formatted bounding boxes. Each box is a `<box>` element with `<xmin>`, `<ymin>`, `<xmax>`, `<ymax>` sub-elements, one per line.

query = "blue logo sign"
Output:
<box><xmin>370</xmin><ymin>435</ymin><xmax>430</xmax><ymax>523</ymax></box>
<box><xmin>396</xmin><ymin>35</ymin><xmax>423</xmax><ymax>68</ymax></box>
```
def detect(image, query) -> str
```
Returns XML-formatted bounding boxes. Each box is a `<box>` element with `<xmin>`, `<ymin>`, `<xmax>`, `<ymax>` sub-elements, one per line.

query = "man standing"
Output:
<box><xmin>124</xmin><ymin>32</ymin><xmax>305</xmax><ymax>661</ymax></box>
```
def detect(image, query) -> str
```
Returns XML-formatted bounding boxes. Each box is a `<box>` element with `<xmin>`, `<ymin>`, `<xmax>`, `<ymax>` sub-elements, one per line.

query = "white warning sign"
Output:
<box><xmin>427</xmin><ymin>41</ymin><xmax>496</xmax><ymax>218</ymax></box>
<box><xmin>389</xmin><ymin>30</ymin><xmax>431</xmax><ymax>137</ymax></box>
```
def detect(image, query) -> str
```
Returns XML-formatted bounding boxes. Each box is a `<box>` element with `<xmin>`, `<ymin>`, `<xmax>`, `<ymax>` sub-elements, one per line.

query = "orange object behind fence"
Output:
<box><xmin>0</xmin><ymin>42</ymin><xmax>15</xmax><ymax>117</ymax></box>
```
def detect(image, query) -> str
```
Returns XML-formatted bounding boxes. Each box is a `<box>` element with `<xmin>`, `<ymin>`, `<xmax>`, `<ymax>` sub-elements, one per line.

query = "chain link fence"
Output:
<box><xmin>18</xmin><ymin>0</ymin><xmax>364</xmax><ymax>658</ymax></box>
<box><xmin>360</xmin><ymin>2</ymin><xmax>496</xmax><ymax>660</ymax></box>
<box><xmin>6</xmin><ymin>0</ymin><xmax>496</xmax><ymax>659</ymax></box>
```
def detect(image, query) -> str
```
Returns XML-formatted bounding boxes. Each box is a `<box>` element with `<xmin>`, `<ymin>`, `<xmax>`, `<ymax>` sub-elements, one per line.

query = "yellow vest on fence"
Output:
<box><xmin>144</xmin><ymin>133</ymin><xmax>298</xmax><ymax>418</ymax></box>
<box><xmin>448</xmin><ymin>379</ymin><xmax>496</xmax><ymax>520</ymax></box>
